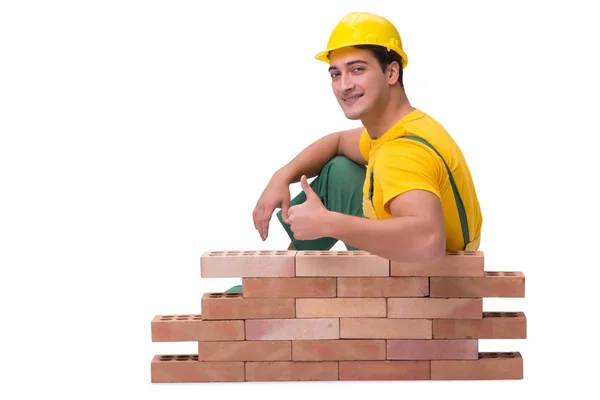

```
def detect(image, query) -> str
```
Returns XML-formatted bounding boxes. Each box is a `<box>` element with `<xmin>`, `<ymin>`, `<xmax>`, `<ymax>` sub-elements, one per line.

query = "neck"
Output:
<box><xmin>362</xmin><ymin>88</ymin><xmax>414</xmax><ymax>139</ymax></box>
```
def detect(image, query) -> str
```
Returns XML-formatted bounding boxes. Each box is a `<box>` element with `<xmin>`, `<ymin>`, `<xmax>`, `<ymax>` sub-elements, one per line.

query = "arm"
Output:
<box><xmin>325</xmin><ymin>141</ymin><xmax>446</xmax><ymax>263</ymax></box>
<box><xmin>275</xmin><ymin>126</ymin><xmax>366</xmax><ymax>183</ymax></box>
<box><xmin>338</xmin><ymin>126</ymin><xmax>368</xmax><ymax>166</ymax></box>
<box><xmin>253</xmin><ymin>125</ymin><xmax>365</xmax><ymax>241</ymax></box>
<box><xmin>326</xmin><ymin>189</ymin><xmax>446</xmax><ymax>263</ymax></box>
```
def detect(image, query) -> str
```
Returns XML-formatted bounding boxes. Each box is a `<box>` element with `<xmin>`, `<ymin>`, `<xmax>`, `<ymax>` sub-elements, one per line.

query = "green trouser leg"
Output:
<box><xmin>225</xmin><ymin>285</ymin><xmax>242</xmax><ymax>293</ymax></box>
<box><xmin>224</xmin><ymin>156</ymin><xmax>366</xmax><ymax>293</ymax></box>
<box><xmin>276</xmin><ymin>155</ymin><xmax>366</xmax><ymax>251</ymax></box>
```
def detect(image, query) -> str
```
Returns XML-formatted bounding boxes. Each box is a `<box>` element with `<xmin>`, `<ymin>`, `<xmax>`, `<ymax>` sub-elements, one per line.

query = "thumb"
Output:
<box><xmin>300</xmin><ymin>175</ymin><xmax>317</xmax><ymax>199</ymax></box>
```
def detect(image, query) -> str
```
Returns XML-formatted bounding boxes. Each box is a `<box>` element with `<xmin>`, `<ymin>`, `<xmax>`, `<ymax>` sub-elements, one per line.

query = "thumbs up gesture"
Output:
<box><xmin>288</xmin><ymin>175</ymin><xmax>331</xmax><ymax>240</ymax></box>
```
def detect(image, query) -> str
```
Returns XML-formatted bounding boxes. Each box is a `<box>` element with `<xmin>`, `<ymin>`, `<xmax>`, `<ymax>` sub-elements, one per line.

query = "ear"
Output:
<box><xmin>387</xmin><ymin>61</ymin><xmax>400</xmax><ymax>85</ymax></box>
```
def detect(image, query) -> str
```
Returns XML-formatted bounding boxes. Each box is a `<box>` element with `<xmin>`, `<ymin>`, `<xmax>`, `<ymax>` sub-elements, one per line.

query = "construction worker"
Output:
<box><xmin>252</xmin><ymin>11</ymin><xmax>483</xmax><ymax>264</ymax></box>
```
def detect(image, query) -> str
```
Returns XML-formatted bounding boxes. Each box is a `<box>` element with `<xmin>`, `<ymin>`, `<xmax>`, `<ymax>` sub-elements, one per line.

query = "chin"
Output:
<box><xmin>341</xmin><ymin>108</ymin><xmax>364</xmax><ymax>120</ymax></box>
<box><xmin>345</xmin><ymin>114</ymin><xmax>362</xmax><ymax>121</ymax></box>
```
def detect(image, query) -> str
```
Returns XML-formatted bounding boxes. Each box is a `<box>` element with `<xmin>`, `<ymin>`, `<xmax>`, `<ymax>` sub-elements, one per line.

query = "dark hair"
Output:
<box><xmin>328</xmin><ymin>45</ymin><xmax>404</xmax><ymax>87</ymax></box>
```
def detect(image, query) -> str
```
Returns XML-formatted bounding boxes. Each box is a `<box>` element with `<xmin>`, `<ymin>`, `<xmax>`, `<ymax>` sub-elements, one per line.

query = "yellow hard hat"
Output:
<box><xmin>315</xmin><ymin>12</ymin><xmax>408</xmax><ymax>69</ymax></box>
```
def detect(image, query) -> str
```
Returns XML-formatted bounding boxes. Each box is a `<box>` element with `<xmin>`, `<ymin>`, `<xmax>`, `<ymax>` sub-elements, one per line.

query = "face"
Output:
<box><xmin>328</xmin><ymin>47</ymin><xmax>391</xmax><ymax>120</ymax></box>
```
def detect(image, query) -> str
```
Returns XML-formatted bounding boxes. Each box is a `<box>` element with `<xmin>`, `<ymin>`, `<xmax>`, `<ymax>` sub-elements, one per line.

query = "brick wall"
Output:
<box><xmin>150</xmin><ymin>250</ymin><xmax>526</xmax><ymax>382</ymax></box>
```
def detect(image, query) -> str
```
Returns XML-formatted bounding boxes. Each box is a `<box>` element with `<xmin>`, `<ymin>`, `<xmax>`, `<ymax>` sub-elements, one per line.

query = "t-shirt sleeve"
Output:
<box><xmin>358</xmin><ymin>129</ymin><xmax>371</xmax><ymax>162</ymax></box>
<box><xmin>375</xmin><ymin>140</ymin><xmax>442</xmax><ymax>214</ymax></box>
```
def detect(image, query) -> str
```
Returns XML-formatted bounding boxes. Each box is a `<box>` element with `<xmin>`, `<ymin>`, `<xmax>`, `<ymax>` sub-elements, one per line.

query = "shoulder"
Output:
<box><xmin>377</xmin><ymin>136</ymin><xmax>441</xmax><ymax>169</ymax></box>
<box><xmin>358</xmin><ymin>129</ymin><xmax>371</xmax><ymax>161</ymax></box>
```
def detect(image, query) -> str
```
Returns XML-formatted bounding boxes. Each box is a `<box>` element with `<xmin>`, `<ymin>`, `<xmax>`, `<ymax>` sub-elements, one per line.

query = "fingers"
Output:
<box><xmin>260</xmin><ymin>206</ymin><xmax>271</xmax><ymax>241</ymax></box>
<box><xmin>281</xmin><ymin>192</ymin><xmax>291</xmax><ymax>224</ymax></box>
<box><xmin>252</xmin><ymin>204</ymin><xmax>260</xmax><ymax>231</ymax></box>
<box><xmin>253</xmin><ymin>204</ymin><xmax>270</xmax><ymax>241</ymax></box>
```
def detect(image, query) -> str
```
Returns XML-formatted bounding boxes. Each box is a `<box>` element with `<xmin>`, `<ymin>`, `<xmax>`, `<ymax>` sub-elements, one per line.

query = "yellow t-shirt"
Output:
<box><xmin>358</xmin><ymin>108</ymin><xmax>482</xmax><ymax>251</ymax></box>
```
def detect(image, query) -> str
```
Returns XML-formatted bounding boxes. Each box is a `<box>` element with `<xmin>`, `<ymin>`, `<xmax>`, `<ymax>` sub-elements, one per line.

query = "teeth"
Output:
<box><xmin>344</xmin><ymin>96</ymin><xmax>360</xmax><ymax>102</ymax></box>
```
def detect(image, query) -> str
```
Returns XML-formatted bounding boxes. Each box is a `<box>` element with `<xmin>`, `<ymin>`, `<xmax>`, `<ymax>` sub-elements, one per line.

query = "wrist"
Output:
<box><xmin>324</xmin><ymin>211</ymin><xmax>341</xmax><ymax>238</ymax></box>
<box><xmin>273</xmin><ymin>167</ymin><xmax>294</xmax><ymax>184</ymax></box>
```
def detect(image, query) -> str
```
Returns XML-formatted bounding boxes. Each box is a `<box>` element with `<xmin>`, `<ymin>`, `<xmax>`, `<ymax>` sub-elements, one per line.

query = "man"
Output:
<box><xmin>252</xmin><ymin>11</ymin><xmax>482</xmax><ymax>264</ymax></box>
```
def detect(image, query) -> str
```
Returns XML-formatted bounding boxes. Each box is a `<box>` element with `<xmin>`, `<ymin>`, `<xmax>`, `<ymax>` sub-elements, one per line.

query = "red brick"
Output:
<box><xmin>293</xmin><ymin>339</ymin><xmax>386</xmax><ymax>361</ymax></box>
<box><xmin>245</xmin><ymin>361</ymin><xmax>338</xmax><ymax>381</ymax></box>
<box><xmin>150</xmin><ymin>355</ymin><xmax>244</xmax><ymax>382</ymax></box>
<box><xmin>200</xmin><ymin>292</ymin><xmax>295</xmax><ymax>320</ymax></box>
<box><xmin>388</xmin><ymin>298</ymin><xmax>482</xmax><ymax>319</ymax></box>
<box><xmin>433</xmin><ymin>311</ymin><xmax>527</xmax><ymax>339</ymax></box>
<box><xmin>242</xmin><ymin>277</ymin><xmax>336</xmax><ymax>298</ymax></box>
<box><xmin>430</xmin><ymin>271</ymin><xmax>525</xmax><ymax>298</ymax></box>
<box><xmin>296</xmin><ymin>298</ymin><xmax>386</xmax><ymax>318</ymax></box>
<box><xmin>391</xmin><ymin>250</ymin><xmax>484</xmax><ymax>276</ymax></box>
<box><xmin>340</xmin><ymin>318</ymin><xmax>431</xmax><ymax>339</ymax></box>
<box><xmin>387</xmin><ymin>339</ymin><xmax>478</xmax><ymax>360</ymax></box>
<box><xmin>197</xmin><ymin>340</ymin><xmax>291</xmax><ymax>361</ymax></box>
<box><xmin>337</xmin><ymin>277</ymin><xmax>428</xmax><ymax>297</ymax></box>
<box><xmin>339</xmin><ymin>361</ymin><xmax>430</xmax><ymax>380</ymax></box>
<box><xmin>246</xmin><ymin>318</ymin><xmax>340</xmax><ymax>340</ymax></box>
<box><xmin>431</xmin><ymin>352</ymin><xmax>523</xmax><ymax>380</ymax></box>
<box><xmin>151</xmin><ymin>314</ymin><xmax>244</xmax><ymax>342</ymax></box>
<box><xmin>200</xmin><ymin>250</ymin><xmax>295</xmax><ymax>277</ymax></box>
<box><xmin>295</xmin><ymin>250</ymin><xmax>389</xmax><ymax>276</ymax></box>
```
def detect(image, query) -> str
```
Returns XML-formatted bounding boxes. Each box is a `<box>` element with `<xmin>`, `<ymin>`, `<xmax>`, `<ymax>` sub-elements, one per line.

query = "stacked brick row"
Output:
<box><xmin>150</xmin><ymin>250</ymin><xmax>526</xmax><ymax>382</ymax></box>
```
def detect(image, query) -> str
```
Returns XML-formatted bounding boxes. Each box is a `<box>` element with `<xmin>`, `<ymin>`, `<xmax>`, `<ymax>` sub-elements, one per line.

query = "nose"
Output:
<box><xmin>340</xmin><ymin>73</ymin><xmax>355</xmax><ymax>93</ymax></box>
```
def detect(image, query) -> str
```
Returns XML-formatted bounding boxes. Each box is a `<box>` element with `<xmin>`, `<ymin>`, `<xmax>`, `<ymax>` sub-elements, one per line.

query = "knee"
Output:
<box><xmin>323</xmin><ymin>155</ymin><xmax>364</xmax><ymax>176</ymax></box>
<box><xmin>326</xmin><ymin>155</ymin><xmax>352</xmax><ymax>165</ymax></box>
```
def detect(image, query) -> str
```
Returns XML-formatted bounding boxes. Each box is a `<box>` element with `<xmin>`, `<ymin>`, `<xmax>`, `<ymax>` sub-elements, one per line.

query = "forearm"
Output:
<box><xmin>326</xmin><ymin>212</ymin><xmax>446</xmax><ymax>263</ymax></box>
<box><xmin>275</xmin><ymin>132</ymin><xmax>341</xmax><ymax>183</ymax></box>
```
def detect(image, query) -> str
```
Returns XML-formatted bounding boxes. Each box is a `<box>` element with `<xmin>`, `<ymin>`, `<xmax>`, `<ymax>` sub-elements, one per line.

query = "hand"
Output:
<box><xmin>253</xmin><ymin>171</ymin><xmax>291</xmax><ymax>241</ymax></box>
<box><xmin>288</xmin><ymin>175</ymin><xmax>331</xmax><ymax>240</ymax></box>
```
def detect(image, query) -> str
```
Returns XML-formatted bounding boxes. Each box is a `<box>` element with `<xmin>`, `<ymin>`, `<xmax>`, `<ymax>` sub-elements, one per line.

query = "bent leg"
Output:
<box><xmin>276</xmin><ymin>155</ymin><xmax>366</xmax><ymax>251</ymax></box>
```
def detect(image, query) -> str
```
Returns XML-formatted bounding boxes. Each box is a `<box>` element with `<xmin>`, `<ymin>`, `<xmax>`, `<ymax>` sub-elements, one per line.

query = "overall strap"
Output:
<box><xmin>400</xmin><ymin>135</ymin><xmax>470</xmax><ymax>250</ymax></box>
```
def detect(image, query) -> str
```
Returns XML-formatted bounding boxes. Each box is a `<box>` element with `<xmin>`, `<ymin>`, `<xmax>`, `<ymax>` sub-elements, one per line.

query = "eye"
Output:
<box><xmin>330</xmin><ymin>72</ymin><xmax>340</xmax><ymax>79</ymax></box>
<box><xmin>351</xmin><ymin>67</ymin><xmax>364</xmax><ymax>73</ymax></box>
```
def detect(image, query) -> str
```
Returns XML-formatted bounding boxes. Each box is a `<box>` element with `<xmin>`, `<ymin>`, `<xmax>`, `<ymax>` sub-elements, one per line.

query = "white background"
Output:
<box><xmin>1</xmin><ymin>0</ymin><xmax>598</xmax><ymax>398</ymax></box>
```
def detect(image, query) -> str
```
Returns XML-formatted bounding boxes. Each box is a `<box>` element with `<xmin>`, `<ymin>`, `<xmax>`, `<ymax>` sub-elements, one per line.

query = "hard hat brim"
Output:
<box><xmin>315</xmin><ymin>44</ymin><xmax>408</xmax><ymax>69</ymax></box>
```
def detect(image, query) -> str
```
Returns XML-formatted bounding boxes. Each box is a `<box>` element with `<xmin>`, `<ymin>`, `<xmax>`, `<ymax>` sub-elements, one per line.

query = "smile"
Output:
<box><xmin>342</xmin><ymin>94</ymin><xmax>363</xmax><ymax>103</ymax></box>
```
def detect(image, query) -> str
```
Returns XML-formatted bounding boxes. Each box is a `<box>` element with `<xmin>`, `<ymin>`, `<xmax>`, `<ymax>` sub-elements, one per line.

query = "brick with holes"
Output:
<box><xmin>245</xmin><ymin>318</ymin><xmax>340</xmax><ymax>340</ymax></box>
<box><xmin>388</xmin><ymin>298</ymin><xmax>482</xmax><ymax>319</ymax></box>
<box><xmin>201</xmin><ymin>292</ymin><xmax>295</xmax><ymax>320</ymax></box>
<box><xmin>339</xmin><ymin>360</ymin><xmax>430</xmax><ymax>380</ymax></box>
<box><xmin>200</xmin><ymin>250</ymin><xmax>296</xmax><ymax>278</ymax></box>
<box><xmin>430</xmin><ymin>271</ymin><xmax>525</xmax><ymax>297</ymax></box>
<box><xmin>433</xmin><ymin>311</ymin><xmax>527</xmax><ymax>339</ymax></box>
<box><xmin>197</xmin><ymin>340</ymin><xmax>291</xmax><ymax>361</ymax></box>
<box><xmin>292</xmin><ymin>339</ymin><xmax>386</xmax><ymax>361</ymax></box>
<box><xmin>150</xmin><ymin>355</ymin><xmax>244</xmax><ymax>382</ymax></box>
<box><xmin>340</xmin><ymin>318</ymin><xmax>432</xmax><ymax>339</ymax></box>
<box><xmin>391</xmin><ymin>250</ymin><xmax>484</xmax><ymax>277</ymax></box>
<box><xmin>296</xmin><ymin>298</ymin><xmax>386</xmax><ymax>318</ymax></box>
<box><xmin>337</xmin><ymin>277</ymin><xmax>428</xmax><ymax>297</ymax></box>
<box><xmin>151</xmin><ymin>314</ymin><xmax>244</xmax><ymax>342</ymax></box>
<box><xmin>245</xmin><ymin>361</ymin><xmax>339</xmax><ymax>381</ymax></box>
<box><xmin>295</xmin><ymin>250</ymin><xmax>390</xmax><ymax>277</ymax></box>
<box><xmin>431</xmin><ymin>352</ymin><xmax>523</xmax><ymax>380</ymax></box>
<box><xmin>387</xmin><ymin>339</ymin><xmax>478</xmax><ymax>360</ymax></box>
<box><xmin>242</xmin><ymin>277</ymin><xmax>336</xmax><ymax>298</ymax></box>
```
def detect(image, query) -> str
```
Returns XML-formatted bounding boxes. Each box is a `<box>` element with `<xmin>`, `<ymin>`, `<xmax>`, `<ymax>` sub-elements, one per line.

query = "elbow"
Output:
<box><xmin>417</xmin><ymin>229</ymin><xmax>446</xmax><ymax>263</ymax></box>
